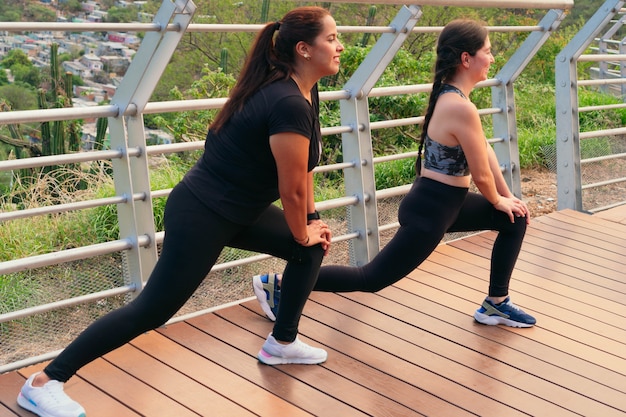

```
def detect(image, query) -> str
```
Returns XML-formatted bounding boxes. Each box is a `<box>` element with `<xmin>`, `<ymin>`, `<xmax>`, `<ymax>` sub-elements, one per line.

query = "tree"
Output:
<box><xmin>24</xmin><ymin>3</ymin><xmax>56</xmax><ymax>22</ymax></box>
<box><xmin>105</xmin><ymin>6</ymin><xmax>137</xmax><ymax>23</ymax></box>
<box><xmin>0</xmin><ymin>69</ymin><xmax>8</xmax><ymax>86</ymax></box>
<box><xmin>0</xmin><ymin>84</ymin><xmax>37</xmax><ymax>110</ymax></box>
<box><xmin>10</xmin><ymin>64</ymin><xmax>41</xmax><ymax>88</ymax></box>
<box><xmin>1</xmin><ymin>49</ymin><xmax>31</xmax><ymax>70</ymax></box>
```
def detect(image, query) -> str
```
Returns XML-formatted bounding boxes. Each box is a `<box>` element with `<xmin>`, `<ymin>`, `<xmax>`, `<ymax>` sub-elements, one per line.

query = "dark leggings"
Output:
<box><xmin>45</xmin><ymin>182</ymin><xmax>324</xmax><ymax>382</ymax></box>
<box><xmin>315</xmin><ymin>177</ymin><xmax>526</xmax><ymax>296</ymax></box>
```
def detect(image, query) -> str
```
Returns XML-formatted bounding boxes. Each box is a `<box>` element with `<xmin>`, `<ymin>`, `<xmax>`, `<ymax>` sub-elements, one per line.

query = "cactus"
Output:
<box><xmin>220</xmin><ymin>48</ymin><xmax>229</xmax><ymax>73</ymax></box>
<box><xmin>260</xmin><ymin>0</ymin><xmax>270</xmax><ymax>23</ymax></box>
<box><xmin>360</xmin><ymin>6</ymin><xmax>377</xmax><ymax>47</ymax></box>
<box><xmin>0</xmin><ymin>43</ymin><xmax>85</xmax><ymax>192</ymax></box>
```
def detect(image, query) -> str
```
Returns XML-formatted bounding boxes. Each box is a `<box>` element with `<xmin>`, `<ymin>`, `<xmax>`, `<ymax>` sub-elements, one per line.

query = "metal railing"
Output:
<box><xmin>556</xmin><ymin>0</ymin><xmax>626</xmax><ymax>211</ymax></box>
<box><xmin>0</xmin><ymin>0</ymin><xmax>591</xmax><ymax>372</ymax></box>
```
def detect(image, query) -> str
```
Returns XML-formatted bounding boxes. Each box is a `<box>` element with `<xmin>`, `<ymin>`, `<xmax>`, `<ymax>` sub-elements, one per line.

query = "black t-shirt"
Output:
<box><xmin>182</xmin><ymin>78</ymin><xmax>321</xmax><ymax>225</ymax></box>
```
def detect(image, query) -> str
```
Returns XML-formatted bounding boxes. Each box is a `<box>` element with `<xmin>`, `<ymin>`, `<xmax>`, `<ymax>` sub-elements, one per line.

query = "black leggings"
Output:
<box><xmin>315</xmin><ymin>177</ymin><xmax>526</xmax><ymax>296</ymax></box>
<box><xmin>45</xmin><ymin>182</ymin><xmax>324</xmax><ymax>382</ymax></box>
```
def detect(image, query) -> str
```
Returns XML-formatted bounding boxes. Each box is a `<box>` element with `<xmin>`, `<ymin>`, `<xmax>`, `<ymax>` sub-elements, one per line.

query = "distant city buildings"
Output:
<box><xmin>0</xmin><ymin>0</ymin><xmax>163</xmax><ymax>149</ymax></box>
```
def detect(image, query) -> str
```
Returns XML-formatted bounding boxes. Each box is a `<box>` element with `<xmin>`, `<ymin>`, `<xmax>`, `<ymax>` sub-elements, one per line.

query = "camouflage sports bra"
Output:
<box><xmin>422</xmin><ymin>84</ymin><xmax>471</xmax><ymax>177</ymax></box>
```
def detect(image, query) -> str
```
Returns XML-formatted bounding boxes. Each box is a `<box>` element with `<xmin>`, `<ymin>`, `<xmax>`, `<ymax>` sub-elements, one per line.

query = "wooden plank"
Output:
<box><xmin>0</xmin><ymin>404</ymin><xmax>18</xmax><ymax>417</ymax></box>
<box><xmin>301</xmin><ymin>292</ymin><xmax>587</xmax><ymax>416</ymax></box>
<box><xmin>13</xmin><ymin>362</ymin><xmax>142</xmax><ymax>417</ymax></box>
<box><xmin>158</xmin><ymin>320</ymin><xmax>358</xmax><ymax>417</ymax></box>
<box><xmin>467</xmin><ymin>231</ymin><xmax>626</xmax><ymax>296</ymax></box>
<box><xmin>539</xmin><ymin>209</ymin><xmax>626</xmax><ymax>243</ymax></box>
<box><xmin>446</xmin><ymin>238</ymin><xmax>626</xmax><ymax>303</ymax></box>
<box><xmin>0</xmin><ymin>208</ymin><xmax>623</xmax><ymax>417</ymax></box>
<box><xmin>326</xmin><ymin>287</ymin><xmax>626</xmax><ymax>416</ymax></box>
<box><xmin>594</xmin><ymin>204</ymin><xmax>626</xmax><ymax>225</ymax></box>
<box><xmin>225</xmin><ymin>302</ymin><xmax>476</xmax><ymax>417</ymax></box>
<box><xmin>525</xmin><ymin>221</ymin><xmax>626</xmax><ymax>263</ymax></box>
<box><xmin>239</xmin><ymin>299</ymin><xmax>545</xmax><ymax>416</ymax></box>
<box><xmin>398</xmin><ymin>269</ymin><xmax>626</xmax><ymax>373</ymax></box>
<box><xmin>420</xmin><ymin>250</ymin><xmax>626</xmax><ymax>345</ymax></box>
<box><xmin>130</xmin><ymin>331</ymin><xmax>308</xmax><ymax>417</ymax></box>
<box><xmin>103</xmin><ymin>339</ymin><xmax>255</xmax><ymax>416</ymax></box>
<box><xmin>0</xmin><ymin>372</ymin><xmax>26</xmax><ymax>416</ymax></box>
<box><xmin>211</xmin><ymin>306</ymin><xmax>430</xmax><ymax>417</ymax></box>
<box><xmin>75</xmin><ymin>357</ymin><xmax>197</xmax><ymax>417</ymax></box>
<box><xmin>418</xmin><ymin>247</ymin><xmax>626</xmax><ymax>365</ymax></box>
<box><xmin>442</xmin><ymin>232</ymin><xmax>626</xmax><ymax>310</ymax></box>
<box><xmin>177</xmin><ymin>313</ymin><xmax>382</xmax><ymax>417</ymax></box>
<box><xmin>449</xmin><ymin>232</ymin><xmax>626</xmax><ymax>285</ymax></box>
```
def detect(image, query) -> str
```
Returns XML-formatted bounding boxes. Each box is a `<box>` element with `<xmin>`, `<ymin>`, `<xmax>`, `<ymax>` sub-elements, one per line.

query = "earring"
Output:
<box><xmin>303</xmin><ymin>54</ymin><xmax>311</xmax><ymax>61</ymax></box>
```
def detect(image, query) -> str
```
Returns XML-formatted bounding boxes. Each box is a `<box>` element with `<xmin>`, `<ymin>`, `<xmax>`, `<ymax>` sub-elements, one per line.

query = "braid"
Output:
<box><xmin>416</xmin><ymin>75</ymin><xmax>444</xmax><ymax>176</ymax></box>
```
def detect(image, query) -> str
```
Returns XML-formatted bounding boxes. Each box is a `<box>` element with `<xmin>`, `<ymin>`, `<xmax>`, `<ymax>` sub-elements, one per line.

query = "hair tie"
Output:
<box><xmin>274</xmin><ymin>21</ymin><xmax>281</xmax><ymax>31</ymax></box>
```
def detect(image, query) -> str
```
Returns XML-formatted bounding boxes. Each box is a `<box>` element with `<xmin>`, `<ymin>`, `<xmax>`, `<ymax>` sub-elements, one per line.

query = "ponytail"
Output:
<box><xmin>210</xmin><ymin>22</ymin><xmax>281</xmax><ymax>132</ymax></box>
<box><xmin>416</xmin><ymin>19</ymin><xmax>488</xmax><ymax>176</ymax></box>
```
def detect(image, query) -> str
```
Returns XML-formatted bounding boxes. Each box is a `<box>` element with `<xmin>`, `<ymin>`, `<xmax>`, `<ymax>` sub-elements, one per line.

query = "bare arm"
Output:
<box><xmin>270</xmin><ymin>132</ymin><xmax>331</xmax><ymax>247</ymax></box>
<box><xmin>452</xmin><ymin>100</ymin><xmax>529</xmax><ymax>223</ymax></box>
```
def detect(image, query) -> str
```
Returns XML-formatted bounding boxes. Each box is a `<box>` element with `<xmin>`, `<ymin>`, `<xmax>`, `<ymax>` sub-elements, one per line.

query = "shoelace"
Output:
<box><xmin>504</xmin><ymin>300</ymin><xmax>522</xmax><ymax>312</ymax></box>
<box><xmin>40</xmin><ymin>382</ymin><xmax>68</xmax><ymax>405</ymax></box>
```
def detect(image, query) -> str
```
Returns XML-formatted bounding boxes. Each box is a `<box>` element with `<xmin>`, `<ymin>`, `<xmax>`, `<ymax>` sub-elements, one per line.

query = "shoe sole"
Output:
<box><xmin>17</xmin><ymin>393</ymin><xmax>40</xmax><ymax>416</ymax></box>
<box><xmin>473</xmin><ymin>312</ymin><xmax>535</xmax><ymax>328</ymax></box>
<box><xmin>18</xmin><ymin>392</ymin><xmax>87</xmax><ymax>417</ymax></box>
<box><xmin>253</xmin><ymin>275</ymin><xmax>277</xmax><ymax>321</ymax></box>
<box><xmin>257</xmin><ymin>349</ymin><xmax>327</xmax><ymax>365</ymax></box>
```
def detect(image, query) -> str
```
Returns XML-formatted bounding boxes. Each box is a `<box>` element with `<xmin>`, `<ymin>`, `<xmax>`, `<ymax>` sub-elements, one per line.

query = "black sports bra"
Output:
<box><xmin>422</xmin><ymin>84</ymin><xmax>470</xmax><ymax>177</ymax></box>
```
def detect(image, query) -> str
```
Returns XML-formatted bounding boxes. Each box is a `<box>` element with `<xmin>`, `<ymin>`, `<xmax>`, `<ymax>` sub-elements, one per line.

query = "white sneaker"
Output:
<box><xmin>258</xmin><ymin>333</ymin><xmax>327</xmax><ymax>365</ymax></box>
<box><xmin>17</xmin><ymin>372</ymin><xmax>86</xmax><ymax>417</ymax></box>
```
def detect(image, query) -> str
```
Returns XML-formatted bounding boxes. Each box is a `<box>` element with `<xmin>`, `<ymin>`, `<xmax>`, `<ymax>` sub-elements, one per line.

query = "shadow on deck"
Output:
<box><xmin>1</xmin><ymin>208</ymin><xmax>625</xmax><ymax>416</ymax></box>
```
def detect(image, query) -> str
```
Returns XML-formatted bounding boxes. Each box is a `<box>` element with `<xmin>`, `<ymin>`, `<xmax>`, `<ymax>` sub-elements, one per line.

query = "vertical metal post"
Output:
<box><xmin>340</xmin><ymin>5</ymin><xmax>422</xmax><ymax>265</ymax></box>
<box><xmin>108</xmin><ymin>0</ymin><xmax>196</xmax><ymax>294</ymax></box>
<box><xmin>491</xmin><ymin>9</ymin><xmax>567</xmax><ymax>197</ymax></box>
<box><xmin>555</xmin><ymin>0</ymin><xmax>623</xmax><ymax>210</ymax></box>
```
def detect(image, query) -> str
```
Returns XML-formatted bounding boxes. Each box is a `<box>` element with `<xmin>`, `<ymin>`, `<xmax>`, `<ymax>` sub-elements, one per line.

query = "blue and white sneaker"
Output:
<box><xmin>253</xmin><ymin>273</ymin><xmax>281</xmax><ymax>321</ymax></box>
<box><xmin>17</xmin><ymin>372</ymin><xmax>86</xmax><ymax>417</ymax></box>
<box><xmin>473</xmin><ymin>296</ymin><xmax>536</xmax><ymax>328</ymax></box>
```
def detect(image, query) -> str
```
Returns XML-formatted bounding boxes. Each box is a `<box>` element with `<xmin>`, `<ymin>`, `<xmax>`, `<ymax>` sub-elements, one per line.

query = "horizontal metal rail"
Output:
<box><xmin>321</xmin><ymin>0</ymin><xmax>573</xmax><ymax>8</ymax></box>
<box><xmin>0</xmin><ymin>285</ymin><xmax>135</xmax><ymax>324</ymax></box>
<box><xmin>0</xmin><ymin>237</ymin><xmax>147</xmax><ymax>275</ymax></box>
<box><xmin>581</xmin><ymin>152</ymin><xmax>626</xmax><ymax>164</ymax></box>
<box><xmin>579</xmin><ymin>103</ymin><xmax>626</xmax><ymax>112</ymax></box>
<box><xmin>582</xmin><ymin>176</ymin><xmax>626</xmax><ymax>189</ymax></box>
<box><xmin>578</xmin><ymin>77</ymin><xmax>626</xmax><ymax>87</ymax></box>
<box><xmin>580</xmin><ymin>126</ymin><xmax>626</xmax><ymax>139</ymax></box>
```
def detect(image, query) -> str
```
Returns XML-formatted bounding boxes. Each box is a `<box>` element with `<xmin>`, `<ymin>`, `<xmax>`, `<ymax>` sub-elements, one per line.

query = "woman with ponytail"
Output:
<box><xmin>256</xmin><ymin>19</ymin><xmax>536</xmax><ymax>337</ymax></box>
<box><xmin>18</xmin><ymin>7</ymin><xmax>343</xmax><ymax>417</ymax></box>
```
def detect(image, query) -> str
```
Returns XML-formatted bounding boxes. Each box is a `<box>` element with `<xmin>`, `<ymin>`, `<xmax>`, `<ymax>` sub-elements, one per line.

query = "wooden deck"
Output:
<box><xmin>1</xmin><ymin>208</ymin><xmax>625</xmax><ymax>417</ymax></box>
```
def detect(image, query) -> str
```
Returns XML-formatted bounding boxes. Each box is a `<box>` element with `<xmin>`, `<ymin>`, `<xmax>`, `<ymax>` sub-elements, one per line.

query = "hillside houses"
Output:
<box><xmin>0</xmin><ymin>0</ymin><xmax>144</xmax><ymax>104</ymax></box>
<box><xmin>0</xmin><ymin>0</ymin><xmax>158</xmax><ymax>148</ymax></box>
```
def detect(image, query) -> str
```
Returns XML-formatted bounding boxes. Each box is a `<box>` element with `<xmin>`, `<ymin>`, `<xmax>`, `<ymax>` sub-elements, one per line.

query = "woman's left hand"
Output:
<box><xmin>308</xmin><ymin>219</ymin><xmax>332</xmax><ymax>255</ymax></box>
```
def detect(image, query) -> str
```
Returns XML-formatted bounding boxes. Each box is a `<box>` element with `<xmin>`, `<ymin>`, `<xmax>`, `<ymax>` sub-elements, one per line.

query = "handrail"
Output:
<box><xmin>322</xmin><ymin>0</ymin><xmax>573</xmax><ymax>8</ymax></box>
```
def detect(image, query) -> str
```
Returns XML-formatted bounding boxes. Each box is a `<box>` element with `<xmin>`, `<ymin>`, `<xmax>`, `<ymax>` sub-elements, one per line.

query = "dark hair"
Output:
<box><xmin>416</xmin><ymin>19</ymin><xmax>488</xmax><ymax>175</ymax></box>
<box><xmin>210</xmin><ymin>6</ymin><xmax>331</xmax><ymax>132</ymax></box>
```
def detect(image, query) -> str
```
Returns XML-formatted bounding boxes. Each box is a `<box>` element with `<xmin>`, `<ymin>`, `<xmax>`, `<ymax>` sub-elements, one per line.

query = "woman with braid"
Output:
<box><xmin>255</xmin><ymin>19</ymin><xmax>535</xmax><ymax>332</ymax></box>
<box><xmin>19</xmin><ymin>7</ymin><xmax>342</xmax><ymax>417</ymax></box>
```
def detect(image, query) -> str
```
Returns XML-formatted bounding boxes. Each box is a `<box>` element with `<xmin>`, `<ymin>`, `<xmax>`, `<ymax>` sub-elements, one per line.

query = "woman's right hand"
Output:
<box><xmin>300</xmin><ymin>220</ymin><xmax>332</xmax><ymax>255</ymax></box>
<box><xmin>493</xmin><ymin>196</ymin><xmax>530</xmax><ymax>224</ymax></box>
